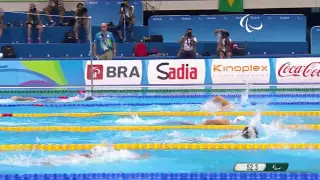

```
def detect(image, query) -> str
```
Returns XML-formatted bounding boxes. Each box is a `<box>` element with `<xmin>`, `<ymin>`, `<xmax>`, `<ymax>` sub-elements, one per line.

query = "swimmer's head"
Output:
<box><xmin>88</xmin><ymin>146</ymin><xmax>105</xmax><ymax>158</ymax></box>
<box><xmin>85</xmin><ymin>96</ymin><xmax>94</xmax><ymax>101</ymax></box>
<box><xmin>242</xmin><ymin>126</ymin><xmax>258</xmax><ymax>139</ymax></box>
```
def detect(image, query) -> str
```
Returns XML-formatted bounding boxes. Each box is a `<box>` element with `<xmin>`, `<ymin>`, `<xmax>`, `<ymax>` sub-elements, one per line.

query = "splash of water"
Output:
<box><xmin>115</xmin><ymin>115</ymin><xmax>165</xmax><ymax>125</ymax></box>
<box><xmin>200</xmin><ymin>100</ymin><xmax>222</xmax><ymax>113</ymax></box>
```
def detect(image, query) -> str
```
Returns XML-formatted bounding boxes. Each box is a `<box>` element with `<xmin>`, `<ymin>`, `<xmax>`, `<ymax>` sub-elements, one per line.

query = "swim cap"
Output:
<box><xmin>85</xmin><ymin>96</ymin><xmax>94</xmax><ymax>101</ymax></box>
<box><xmin>89</xmin><ymin>146</ymin><xmax>106</xmax><ymax>157</ymax></box>
<box><xmin>242</xmin><ymin>126</ymin><xmax>258</xmax><ymax>139</ymax></box>
<box><xmin>78</xmin><ymin>90</ymin><xmax>86</xmax><ymax>94</ymax></box>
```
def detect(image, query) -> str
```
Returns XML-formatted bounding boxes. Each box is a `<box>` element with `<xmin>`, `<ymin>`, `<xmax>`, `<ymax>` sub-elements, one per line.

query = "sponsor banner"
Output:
<box><xmin>276</xmin><ymin>58</ymin><xmax>320</xmax><ymax>83</ymax></box>
<box><xmin>85</xmin><ymin>60</ymin><xmax>142</xmax><ymax>85</ymax></box>
<box><xmin>147</xmin><ymin>59</ymin><xmax>206</xmax><ymax>84</ymax></box>
<box><xmin>211</xmin><ymin>59</ymin><xmax>270</xmax><ymax>84</ymax></box>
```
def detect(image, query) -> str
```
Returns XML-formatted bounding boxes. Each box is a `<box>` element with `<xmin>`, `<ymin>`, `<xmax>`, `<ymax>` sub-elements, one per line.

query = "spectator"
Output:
<box><xmin>178</xmin><ymin>28</ymin><xmax>197</xmax><ymax>59</ymax></box>
<box><xmin>43</xmin><ymin>0</ymin><xmax>65</xmax><ymax>26</ymax></box>
<box><xmin>118</xmin><ymin>0</ymin><xmax>135</xmax><ymax>42</ymax></box>
<box><xmin>93</xmin><ymin>23</ymin><xmax>116</xmax><ymax>60</ymax></box>
<box><xmin>0</xmin><ymin>8</ymin><xmax>4</xmax><ymax>40</ymax></box>
<box><xmin>26</xmin><ymin>3</ymin><xmax>43</xmax><ymax>44</ymax></box>
<box><xmin>74</xmin><ymin>3</ymin><xmax>89</xmax><ymax>42</ymax></box>
<box><xmin>215</xmin><ymin>29</ymin><xmax>232</xmax><ymax>59</ymax></box>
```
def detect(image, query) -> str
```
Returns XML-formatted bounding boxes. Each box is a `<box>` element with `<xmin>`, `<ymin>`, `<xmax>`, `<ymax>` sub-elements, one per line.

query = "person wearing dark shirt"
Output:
<box><xmin>26</xmin><ymin>4</ymin><xmax>43</xmax><ymax>43</ymax></box>
<box><xmin>118</xmin><ymin>1</ymin><xmax>135</xmax><ymax>42</ymax></box>
<box><xmin>0</xmin><ymin>8</ymin><xmax>4</xmax><ymax>40</ymax></box>
<box><xmin>73</xmin><ymin>3</ymin><xmax>89</xmax><ymax>42</ymax></box>
<box><xmin>43</xmin><ymin>0</ymin><xmax>65</xmax><ymax>26</ymax></box>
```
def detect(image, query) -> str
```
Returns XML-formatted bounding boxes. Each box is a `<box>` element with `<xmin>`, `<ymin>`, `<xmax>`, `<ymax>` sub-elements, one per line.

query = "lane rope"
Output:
<box><xmin>0</xmin><ymin>125</ymin><xmax>319</xmax><ymax>132</ymax></box>
<box><xmin>1</xmin><ymin>87</ymin><xmax>320</xmax><ymax>93</ymax></box>
<box><xmin>4</xmin><ymin>111</ymin><xmax>320</xmax><ymax>117</ymax></box>
<box><xmin>2</xmin><ymin>93</ymin><xmax>320</xmax><ymax>99</ymax></box>
<box><xmin>0</xmin><ymin>172</ymin><xmax>317</xmax><ymax>180</ymax></box>
<box><xmin>2</xmin><ymin>101</ymin><xmax>320</xmax><ymax>107</ymax></box>
<box><xmin>0</xmin><ymin>143</ymin><xmax>319</xmax><ymax>151</ymax></box>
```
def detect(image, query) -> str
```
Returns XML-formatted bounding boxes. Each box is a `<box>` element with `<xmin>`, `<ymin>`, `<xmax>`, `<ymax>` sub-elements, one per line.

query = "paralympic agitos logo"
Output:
<box><xmin>156</xmin><ymin>62</ymin><xmax>198</xmax><ymax>80</ymax></box>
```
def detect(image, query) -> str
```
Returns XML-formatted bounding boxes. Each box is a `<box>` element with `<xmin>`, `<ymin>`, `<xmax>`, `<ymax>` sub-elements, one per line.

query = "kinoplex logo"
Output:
<box><xmin>213</xmin><ymin>64</ymin><xmax>268</xmax><ymax>72</ymax></box>
<box><xmin>278</xmin><ymin>62</ymin><xmax>320</xmax><ymax>77</ymax></box>
<box><xmin>87</xmin><ymin>65</ymin><xmax>103</xmax><ymax>80</ymax></box>
<box><xmin>156</xmin><ymin>62</ymin><xmax>197</xmax><ymax>80</ymax></box>
<box><xmin>105</xmin><ymin>66</ymin><xmax>140</xmax><ymax>78</ymax></box>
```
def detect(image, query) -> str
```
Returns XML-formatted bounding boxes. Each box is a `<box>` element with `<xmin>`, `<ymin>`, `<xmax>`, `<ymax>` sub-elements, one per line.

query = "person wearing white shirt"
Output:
<box><xmin>214</xmin><ymin>29</ymin><xmax>232</xmax><ymax>59</ymax></box>
<box><xmin>178</xmin><ymin>28</ymin><xmax>197</xmax><ymax>59</ymax></box>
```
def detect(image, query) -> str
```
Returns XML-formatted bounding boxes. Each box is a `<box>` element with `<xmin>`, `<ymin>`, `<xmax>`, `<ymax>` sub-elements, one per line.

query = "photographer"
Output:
<box><xmin>26</xmin><ymin>3</ymin><xmax>43</xmax><ymax>43</ymax></box>
<box><xmin>0</xmin><ymin>8</ymin><xmax>4</xmax><ymax>40</ymax></box>
<box><xmin>178</xmin><ymin>28</ymin><xmax>197</xmax><ymax>59</ymax></box>
<box><xmin>118</xmin><ymin>0</ymin><xmax>135</xmax><ymax>42</ymax></box>
<box><xmin>74</xmin><ymin>3</ymin><xmax>89</xmax><ymax>42</ymax></box>
<box><xmin>43</xmin><ymin>0</ymin><xmax>65</xmax><ymax>26</ymax></box>
<box><xmin>215</xmin><ymin>29</ymin><xmax>232</xmax><ymax>59</ymax></box>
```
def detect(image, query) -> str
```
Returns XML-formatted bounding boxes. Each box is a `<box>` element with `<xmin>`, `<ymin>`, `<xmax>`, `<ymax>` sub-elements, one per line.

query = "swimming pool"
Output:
<box><xmin>0</xmin><ymin>87</ymin><xmax>319</xmax><ymax>176</ymax></box>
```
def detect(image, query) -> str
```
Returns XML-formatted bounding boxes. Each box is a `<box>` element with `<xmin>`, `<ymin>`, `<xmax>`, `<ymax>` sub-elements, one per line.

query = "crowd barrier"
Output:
<box><xmin>0</xmin><ymin>57</ymin><xmax>320</xmax><ymax>86</ymax></box>
<box><xmin>148</xmin><ymin>14</ymin><xmax>306</xmax><ymax>42</ymax></box>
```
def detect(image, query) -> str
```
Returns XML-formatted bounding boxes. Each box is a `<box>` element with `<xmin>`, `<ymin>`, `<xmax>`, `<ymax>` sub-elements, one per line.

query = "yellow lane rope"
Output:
<box><xmin>7</xmin><ymin>111</ymin><xmax>320</xmax><ymax>117</ymax></box>
<box><xmin>0</xmin><ymin>125</ymin><xmax>320</xmax><ymax>132</ymax></box>
<box><xmin>0</xmin><ymin>143</ymin><xmax>319</xmax><ymax>151</ymax></box>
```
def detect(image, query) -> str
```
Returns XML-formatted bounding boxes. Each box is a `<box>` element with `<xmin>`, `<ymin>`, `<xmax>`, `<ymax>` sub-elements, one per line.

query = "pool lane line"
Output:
<box><xmin>3</xmin><ymin>111</ymin><xmax>320</xmax><ymax>117</ymax></box>
<box><xmin>1</xmin><ymin>87</ymin><xmax>320</xmax><ymax>93</ymax></box>
<box><xmin>0</xmin><ymin>125</ymin><xmax>319</xmax><ymax>132</ymax></box>
<box><xmin>0</xmin><ymin>143</ymin><xmax>319</xmax><ymax>151</ymax></box>
<box><xmin>2</xmin><ymin>101</ymin><xmax>320</xmax><ymax>107</ymax></box>
<box><xmin>2</xmin><ymin>93</ymin><xmax>320</xmax><ymax>99</ymax></box>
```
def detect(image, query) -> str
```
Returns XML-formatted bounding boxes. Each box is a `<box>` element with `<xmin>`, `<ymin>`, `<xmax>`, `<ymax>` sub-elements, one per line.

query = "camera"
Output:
<box><xmin>222</xmin><ymin>31</ymin><xmax>229</xmax><ymax>38</ymax></box>
<box><xmin>29</xmin><ymin>4</ymin><xmax>37</xmax><ymax>13</ymax></box>
<box><xmin>186</xmin><ymin>32</ymin><xmax>192</xmax><ymax>38</ymax></box>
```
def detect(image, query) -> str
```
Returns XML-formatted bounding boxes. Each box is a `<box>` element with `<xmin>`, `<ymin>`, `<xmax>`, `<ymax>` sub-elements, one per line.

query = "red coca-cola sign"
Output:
<box><xmin>278</xmin><ymin>62</ymin><xmax>320</xmax><ymax>77</ymax></box>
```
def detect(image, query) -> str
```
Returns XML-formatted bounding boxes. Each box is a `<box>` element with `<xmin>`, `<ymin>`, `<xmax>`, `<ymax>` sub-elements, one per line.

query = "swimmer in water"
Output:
<box><xmin>10</xmin><ymin>96</ymin><xmax>37</xmax><ymax>102</ymax></box>
<box><xmin>39</xmin><ymin>144</ymin><xmax>149</xmax><ymax>166</ymax></box>
<box><xmin>176</xmin><ymin>116</ymin><xmax>246</xmax><ymax>126</ymax></box>
<box><xmin>78</xmin><ymin>145</ymin><xmax>149</xmax><ymax>159</ymax></box>
<box><xmin>215</xmin><ymin>126</ymin><xmax>259</xmax><ymax>141</ymax></box>
<box><xmin>212</xmin><ymin>95</ymin><xmax>234</xmax><ymax>111</ymax></box>
<box><xmin>10</xmin><ymin>94</ymin><xmax>94</xmax><ymax>102</ymax></box>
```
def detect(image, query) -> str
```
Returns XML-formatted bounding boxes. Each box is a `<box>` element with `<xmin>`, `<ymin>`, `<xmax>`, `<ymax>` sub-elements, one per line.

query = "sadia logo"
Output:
<box><xmin>213</xmin><ymin>64</ymin><xmax>268</xmax><ymax>72</ymax></box>
<box><xmin>240</xmin><ymin>14</ymin><xmax>263</xmax><ymax>33</ymax></box>
<box><xmin>106</xmin><ymin>66</ymin><xmax>140</xmax><ymax>78</ymax></box>
<box><xmin>157</xmin><ymin>63</ymin><xmax>197</xmax><ymax>80</ymax></box>
<box><xmin>87</xmin><ymin>65</ymin><xmax>103</xmax><ymax>80</ymax></box>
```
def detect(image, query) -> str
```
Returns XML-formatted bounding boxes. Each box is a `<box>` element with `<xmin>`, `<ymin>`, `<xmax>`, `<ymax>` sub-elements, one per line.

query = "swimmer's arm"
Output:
<box><xmin>221</xmin><ymin>103</ymin><xmax>235</xmax><ymax>111</ymax></box>
<box><xmin>128</xmin><ymin>153</ymin><xmax>150</xmax><ymax>160</ymax></box>
<box><xmin>216</xmin><ymin>132</ymin><xmax>241</xmax><ymax>141</ymax></box>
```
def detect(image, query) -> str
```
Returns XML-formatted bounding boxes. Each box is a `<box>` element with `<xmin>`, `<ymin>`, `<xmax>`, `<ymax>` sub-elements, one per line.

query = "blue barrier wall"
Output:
<box><xmin>0</xmin><ymin>42</ymin><xmax>308</xmax><ymax>58</ymax></box>
<box><xmin>1</xmin><ymin>56</ymin><xmax>320</xmax><ymax>87</ymax></box>
<box><xmin>311</xmin><ymin>26</ymin><xmax>320</xmax><ymax>54</ymax></box>
<box><xmin>148</xmin><ymin>14</ymin><xmax>306</xmax><ymax>42</ymax></box>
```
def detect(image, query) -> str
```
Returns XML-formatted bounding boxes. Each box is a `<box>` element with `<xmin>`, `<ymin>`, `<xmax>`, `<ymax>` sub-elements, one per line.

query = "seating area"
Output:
<box><xmin>0</xmin><ymin>4</ymin><xmax>316</xmax><ymax>57</ymax></box>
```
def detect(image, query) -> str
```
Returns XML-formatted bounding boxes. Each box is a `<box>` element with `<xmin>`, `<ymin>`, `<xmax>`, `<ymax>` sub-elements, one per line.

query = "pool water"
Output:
<box><xmin>0</xmin><ymin>92</ymin><xmax>319</xmax><ymax>174</ymax></box>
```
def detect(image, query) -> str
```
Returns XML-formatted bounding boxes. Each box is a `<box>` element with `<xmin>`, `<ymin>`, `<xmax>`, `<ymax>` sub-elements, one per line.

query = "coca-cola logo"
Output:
<box><xmin>278</xmin><ymin>62</ymin><xmax>320</xmax><ymax>77</ymax></box>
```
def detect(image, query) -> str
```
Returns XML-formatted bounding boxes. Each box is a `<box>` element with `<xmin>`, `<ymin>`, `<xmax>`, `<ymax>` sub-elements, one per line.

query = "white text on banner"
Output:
<box><xmin>147</xmin><ymin>59</ymin><xmax>206</xmax><ymax>84</ymax></box>
<box><xmin>85</xmin><ymin>60</ymin><xmax>142</xmax><ymax>85</ymax></box>
<box><xmin>211</xmin><ymin>59</ymin><xmax>270</xmax><ymax>84</ymax></box>
<box><xmin>276</xmin><ymin>57</ymin><xmax>320</xmax><ymax>83</ymax></box>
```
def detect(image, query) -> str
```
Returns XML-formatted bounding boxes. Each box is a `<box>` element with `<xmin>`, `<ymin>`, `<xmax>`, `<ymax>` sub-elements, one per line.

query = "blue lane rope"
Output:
<box><xmin>0</xmin><ymin>173</ymin><xmax>318</xmax><ymax>180</ymax></box>
<box><xmin>2</xmin><ymin>101</ymin><xmax>320</xmax><ymax>107</ymax></box>
<box><xmin>2</xmin><ymin>94</ymin><xmax>320</xmax><ymax>99</ymax></box>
